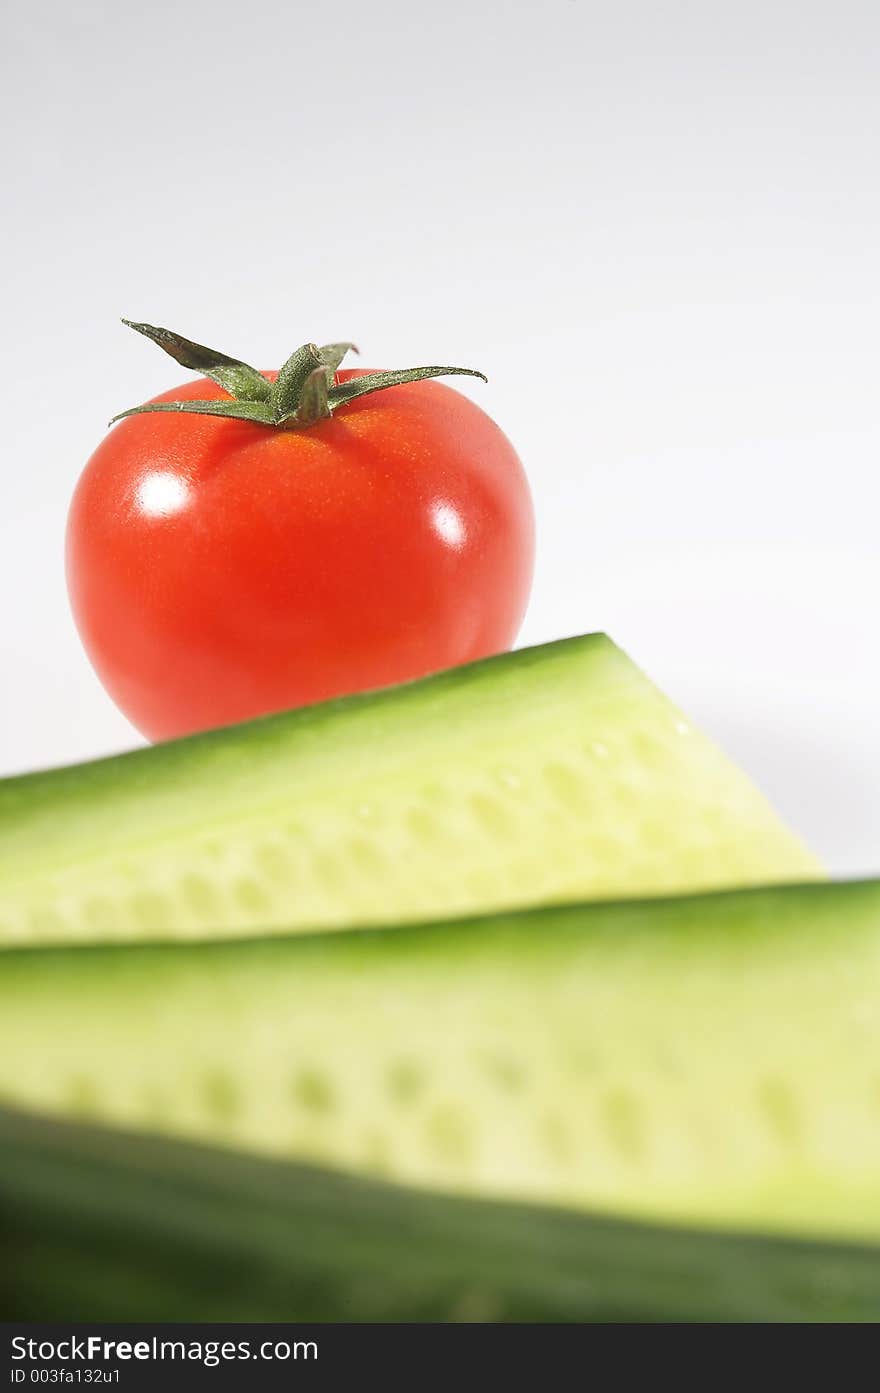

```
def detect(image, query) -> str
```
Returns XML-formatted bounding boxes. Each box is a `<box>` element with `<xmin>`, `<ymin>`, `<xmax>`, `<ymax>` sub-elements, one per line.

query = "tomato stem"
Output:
<box><xmin>110</xmin><ymin>321</ymin><xmax>486</xmax><ymax>431</ymax></box>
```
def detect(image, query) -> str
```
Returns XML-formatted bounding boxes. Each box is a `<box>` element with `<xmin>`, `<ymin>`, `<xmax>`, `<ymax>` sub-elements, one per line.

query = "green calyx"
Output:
<box><xmin>110</xmin><ymin>321</ymin><xmax>487</xmax><ymax>430</ymax></box>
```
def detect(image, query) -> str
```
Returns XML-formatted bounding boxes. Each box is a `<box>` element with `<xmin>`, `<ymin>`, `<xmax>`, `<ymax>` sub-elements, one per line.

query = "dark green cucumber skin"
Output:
<box><xmin>2</xmin><ymin>1108</ymin><xmax>880</xmax><ymax>1323</ymax></box>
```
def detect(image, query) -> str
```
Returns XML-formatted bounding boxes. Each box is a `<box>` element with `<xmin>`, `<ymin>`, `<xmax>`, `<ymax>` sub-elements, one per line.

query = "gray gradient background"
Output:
<box><xmin>1</xmin><ymin>1</ymin><xmax>878</xmax><ymax>871</ymax></box>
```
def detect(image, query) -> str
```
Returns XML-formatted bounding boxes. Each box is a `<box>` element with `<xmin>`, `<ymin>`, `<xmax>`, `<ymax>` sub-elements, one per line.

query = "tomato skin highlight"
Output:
<box><xmin>66</xmin><ymin>369</ymin><xmax>535</xmax><ymax>741</ymax></box>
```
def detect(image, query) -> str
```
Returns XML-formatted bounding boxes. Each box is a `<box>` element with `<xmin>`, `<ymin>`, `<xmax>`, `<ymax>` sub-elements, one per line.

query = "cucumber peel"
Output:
<box><xmin>4</xmin><ymin>1105</ymin><xmax>880</xmax><ymax>1322</ymax></box>
<box><xmin>1</xmin><ymin>879</ymin><xmax>876</xmax><ymax>1244</ymax></box>
<box><xmin>0</xmin><ymin>635</ymin><xmax>819</xmax><ymax>948</ymax></box>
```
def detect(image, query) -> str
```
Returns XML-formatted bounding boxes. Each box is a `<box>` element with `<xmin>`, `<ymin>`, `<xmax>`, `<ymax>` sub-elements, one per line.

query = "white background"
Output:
<box><xmin>1</xmin><ymin>1</ymin><xmax>878</xmax><ymax>873</ymax></box>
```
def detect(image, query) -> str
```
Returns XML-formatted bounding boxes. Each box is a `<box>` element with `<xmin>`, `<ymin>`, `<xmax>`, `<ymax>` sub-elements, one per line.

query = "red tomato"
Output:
<box><xmin>66</xmin><ymin>369</ymin><xmax>534</xmax><ymax>741</ymax></box>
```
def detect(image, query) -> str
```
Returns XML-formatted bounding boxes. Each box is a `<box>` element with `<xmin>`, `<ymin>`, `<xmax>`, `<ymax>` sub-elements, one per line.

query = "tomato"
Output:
<box><xmin>66</xmin><ymin>360</ymin><xmax>534</xmax><ymax>742</ymax></box>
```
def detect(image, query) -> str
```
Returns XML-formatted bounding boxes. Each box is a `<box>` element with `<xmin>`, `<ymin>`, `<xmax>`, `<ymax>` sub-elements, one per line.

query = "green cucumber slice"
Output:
<box><xmin>0</xmin><ymin>879</ymin><xmax>876</xmax><ymax>1242</ymax></box>
<box><xmin>0</xmin><ymin>635</ymin><xmax>818</xmax><ymax>948</ymax></box>
<box><xmin>4</xmin><ymin>1106</ymin><xmax>880</xmax><ymax>1322</ymax></box>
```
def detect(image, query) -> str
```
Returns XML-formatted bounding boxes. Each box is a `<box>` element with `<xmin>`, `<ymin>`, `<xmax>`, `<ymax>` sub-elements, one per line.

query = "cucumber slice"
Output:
<box><xmin>0</xmin><ymin>879</ymin><xmax>876</xmax><ymax>1242</ymax></box>
<box><xmin>0</xmin><ymin>635</ymin><xmax>818</xmax><ymax>948</ymax></box>
<box><xmin>4</xmin><ymin>1106</ymin><xmax>880</xmax><ymax>1322</ymax></box>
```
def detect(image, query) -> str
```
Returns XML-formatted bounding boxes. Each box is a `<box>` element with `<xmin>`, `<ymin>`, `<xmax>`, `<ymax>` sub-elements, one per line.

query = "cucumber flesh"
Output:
<box><xmin>0</xmin><ymin>879</ymin><xmax>876</xmax><ymax>1242</ymax></box>
<box><xmin>4</xmin><ymin>1106</ymin><xmax>880</xmax><ymax>1322</ymax></box>
<box><xmin>0</xmin><ymin>635</ymin><xmax>818</xmax><ymax>947</ymax></box>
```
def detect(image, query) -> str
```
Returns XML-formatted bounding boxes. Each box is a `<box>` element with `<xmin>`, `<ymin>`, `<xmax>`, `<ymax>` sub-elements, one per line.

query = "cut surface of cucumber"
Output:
<box><xmin>0</xmin><ymin>879</ymin><xmax>877</xmax><ymax>1241</ymax></box>
<box><xmin>4</xmin><ymin>1107</ymin><xmax>880</xmax><ymax>1322</ymax></box>
<box><xmin>0</xmin><ymin>635</ymin><xmax>818</xmax><ymax>947</ymax></box>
